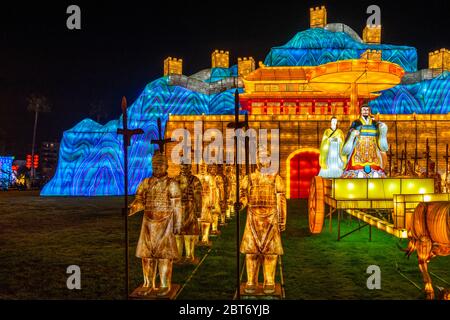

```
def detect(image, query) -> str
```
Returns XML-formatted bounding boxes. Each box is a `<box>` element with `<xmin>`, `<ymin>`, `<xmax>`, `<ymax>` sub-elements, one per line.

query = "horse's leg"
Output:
<box><xmin>417</xmin><ymin>237</ymin><xmax>434</xmax><ymax>300</ymax></box>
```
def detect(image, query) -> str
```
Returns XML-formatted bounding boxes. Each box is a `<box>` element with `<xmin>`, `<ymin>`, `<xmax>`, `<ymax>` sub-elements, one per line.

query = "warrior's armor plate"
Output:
<box><xmin>248</xmin><ymin>174</ymin><xmax>277</xmax><ymax>207</ymax></box>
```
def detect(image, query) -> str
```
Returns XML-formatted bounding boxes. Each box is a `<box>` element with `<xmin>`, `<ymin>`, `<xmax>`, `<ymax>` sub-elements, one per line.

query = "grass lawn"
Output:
<box><xmin>0</xmin><ymin>191</ymin><xmax>448</xmax><ymax>300</ymax></box>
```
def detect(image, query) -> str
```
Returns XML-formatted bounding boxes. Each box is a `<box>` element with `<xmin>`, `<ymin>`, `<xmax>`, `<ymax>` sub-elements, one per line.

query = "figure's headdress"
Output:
<box><xmin>152</xmin><ymin>152</ymin><xmax>168</xmax><ymax>168</ymax></box>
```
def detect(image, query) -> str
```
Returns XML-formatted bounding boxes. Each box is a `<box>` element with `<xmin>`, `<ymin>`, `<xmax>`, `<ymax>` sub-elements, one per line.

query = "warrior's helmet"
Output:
<box><xmin>152</xmin><ymin>152</ymin><xmax>168</xmax><ymax>178</ymax></box>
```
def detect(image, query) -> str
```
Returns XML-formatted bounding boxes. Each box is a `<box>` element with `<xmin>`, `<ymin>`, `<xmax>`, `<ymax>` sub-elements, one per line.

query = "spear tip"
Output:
<box><xmin>121</xmin><ymin>96</ymin><xmax>127</xmax><ymax>111</ymax></box>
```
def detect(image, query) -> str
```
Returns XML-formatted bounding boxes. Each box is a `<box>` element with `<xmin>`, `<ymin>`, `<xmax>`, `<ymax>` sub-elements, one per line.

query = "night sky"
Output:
<box><xmin>1</xmin><ymin>0</ymin><xmax>448</xmax><ymax>158</ymax></box>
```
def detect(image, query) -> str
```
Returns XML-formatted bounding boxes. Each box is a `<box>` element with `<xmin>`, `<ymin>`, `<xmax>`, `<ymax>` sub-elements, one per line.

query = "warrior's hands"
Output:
<box><xmin>279</xmin><ymin>223</ymin><xmax>286</xmax><ymax>232</ymax></box>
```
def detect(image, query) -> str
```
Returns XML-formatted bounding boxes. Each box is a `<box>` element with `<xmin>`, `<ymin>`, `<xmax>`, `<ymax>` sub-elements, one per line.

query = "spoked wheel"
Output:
<box><xmin>308</xmin><ymin>176</ymin><xmax>325</xmax><ymax>234</ymax></box>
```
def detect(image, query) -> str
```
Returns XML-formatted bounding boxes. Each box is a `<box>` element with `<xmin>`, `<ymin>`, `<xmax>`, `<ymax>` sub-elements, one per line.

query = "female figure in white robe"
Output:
<box><xmin>318</xmin><ymin>117</ymin><xmax>346</xmax><ymax>178</ymax></box>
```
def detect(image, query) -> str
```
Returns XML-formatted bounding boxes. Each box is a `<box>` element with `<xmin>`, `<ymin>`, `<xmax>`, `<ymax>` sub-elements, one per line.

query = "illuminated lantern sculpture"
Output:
<box><xmin>196</xmin><ymin>162</ymin><xmax>218</xmax><ymax>246</ymax></box>
<box><xmin>342</xmin><ymin>104</ymin><xmax>388</xmax><ymax>178</ymax></box>
<box><xmin>208</xmin><ymin>163</ymin><xmax>224</xmax><ymax>235</ymax></box>
<box><xmin>174</xmin><ymin>162</ymin><xmax>202</xmax><ymax>264</ymax></box>
<box><xmin>240</xmin><ymin>148</ymin><xmax>287</xmax><ymax>295</ymax></box>
<box><xmin>128</xmin><ymin>152</ymin><xmax>182</xmax><ymax>297</ymax></box>
<box><xmin>0</xmin><ymin>156</ymin><xmax>14</xmax><ymax>190</ymax></box>
<box><xmin>405</xmin><ymin>202</ymin><xmax>450</xmax><ymax>300</ymax></box>
<box><xmin>318</xmin><ymin>117</ymin><xmax>346</xmax><ymax>178</ymax></box>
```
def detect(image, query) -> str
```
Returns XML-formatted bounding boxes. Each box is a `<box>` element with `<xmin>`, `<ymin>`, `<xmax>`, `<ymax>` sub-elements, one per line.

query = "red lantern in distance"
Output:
<box><xmin>33</xmin><ymin>155</ymin><xmax>39</xmax><ymax>169</ymax></box>
<box><xmin>26</xmin><ymin>155</ymin><xmax>32</xmax><ymax>169</ymax></box>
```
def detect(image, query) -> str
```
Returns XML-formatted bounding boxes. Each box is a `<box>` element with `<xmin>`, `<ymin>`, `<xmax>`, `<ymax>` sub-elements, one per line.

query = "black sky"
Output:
<box><xmin>1</xmin><ymin>0</ymin><xmax>448</xmax><ymax>158</ymax></box>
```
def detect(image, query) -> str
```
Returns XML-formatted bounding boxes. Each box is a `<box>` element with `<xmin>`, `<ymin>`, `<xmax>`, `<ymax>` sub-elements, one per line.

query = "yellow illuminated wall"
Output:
<box><xmin>166</xmin><ymin>115</ymin><xmax>450</xmax><ymax>195</ymax></box>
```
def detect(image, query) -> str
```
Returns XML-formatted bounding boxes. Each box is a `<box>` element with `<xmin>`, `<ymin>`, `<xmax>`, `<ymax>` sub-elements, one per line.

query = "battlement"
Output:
<box><xmin>212</xmin><ymin>50</ymin><xmax>230</xmax><ymax>68</ymax></box>
<box><xmin>363</xmin><ymin>25</ymin><xmax>381</xmax><ymax>44</ymax></box>
<box><xmin>238</xmin><ymin>57</ymin><xmax>255</xmax><ymax>77</ymax></box>
<box><xmin>164</xmin><ymin>57</ymin><xmax>183</xmax><ymax>76</ymax></box>
<box><xmin>429</xmin><ymin>48</ymin><xmax>450</xmax><ymax>72</ymax></box>
<box><xmin>310</xmin><ymin>6</ymin><xmax>327</xmax><ymax>28</ymax></box>
<box><xmin>360</xmin><ymin>49</ymin><xmax>382</xmax><ymax>61</ymax></box>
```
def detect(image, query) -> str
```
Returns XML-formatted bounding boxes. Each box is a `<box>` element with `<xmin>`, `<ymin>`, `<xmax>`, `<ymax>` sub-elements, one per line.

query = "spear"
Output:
<box><xmin>117</xmin><ymin>97</ymin><xmax>143</xmax><ymax>298</ymax></box>
<box><xmin>227</xmin><ymin>89</ymin><xmax>248</xmax><ymax>299</ymax></box>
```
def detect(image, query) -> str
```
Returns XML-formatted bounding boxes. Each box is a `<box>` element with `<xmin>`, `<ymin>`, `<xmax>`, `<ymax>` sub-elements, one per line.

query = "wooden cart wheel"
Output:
<box><xmin>308</xmin><ymin>176</ymin><xmax>325</xmax><ymax>234</ymax></box>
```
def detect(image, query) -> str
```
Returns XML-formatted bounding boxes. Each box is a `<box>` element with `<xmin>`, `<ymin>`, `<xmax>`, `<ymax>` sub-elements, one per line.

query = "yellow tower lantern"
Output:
<box><xmin>212</xmin><ymin>50</ymin><xmax>229</xmax><ymax>68</ymax></box>
<box><xmin>238</xmin><ymin>57</ymin><xmax>256</xmax><ymax>77</ymax></box>
<box><xmin>363</xmin><ymin>25</ymin><xmax>382</xmax><ymax>44</ymax></box>
<box><xmin>310</xmin><ymin>6</ymin><xmax>327</xmax><ymax>28</ymax></box>
<box><xmin>163</xmin><ymin>57</ymin><xmax>183</xmax><ymax>76</ymax></box>
<box><xmin>429</xmin><ymin>48</ymin><xmax>450</xmax><ymax>72</ymax></box>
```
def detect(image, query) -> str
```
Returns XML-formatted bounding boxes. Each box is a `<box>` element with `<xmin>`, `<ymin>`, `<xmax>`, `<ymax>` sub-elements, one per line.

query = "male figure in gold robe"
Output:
<box><xmin>208</xmin><ymin>163</ymin><xmax>225</xmax><ymax>233</ymax></box>
<box><xmin>342</xmin><ymin>105</ymin><xmax>389</xmax><ymax>178</ymax></box>
<box><xmin>128</xmin><ymin>153</ymin><xmax>182</xmax><ymax>296</ymax></box>
<box><xmin>175</xmin><ymin>162</ymin><xmax>202</xmax><ymax>263</ymax></box>
<box><xmin>240</xmin><ymin>150</ymin><xmax>287</xmax><ymax>294</ymax></box>
<box><xmin>196</xmin><ymin>162</ymin><xmax>219</xmax><ymax>245</ymax></box>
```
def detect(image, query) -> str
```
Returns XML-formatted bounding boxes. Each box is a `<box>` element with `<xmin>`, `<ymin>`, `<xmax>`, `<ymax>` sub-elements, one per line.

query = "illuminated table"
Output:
<box><xmin>308</xmin><ymin>177</ymin><xmax>435</xmax><ymax>240</ymax></box>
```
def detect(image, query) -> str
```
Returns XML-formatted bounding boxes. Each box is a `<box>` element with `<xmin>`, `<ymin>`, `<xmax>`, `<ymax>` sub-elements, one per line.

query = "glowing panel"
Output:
<box><xmin>0</xmin><ymin>156</ymin><xmax>14</xmax><ymax>190</ymax></box>
<box><xmin>332</xmin><ymin>178</ymin><xmax>434</xmax><ymax>200</ymax></box>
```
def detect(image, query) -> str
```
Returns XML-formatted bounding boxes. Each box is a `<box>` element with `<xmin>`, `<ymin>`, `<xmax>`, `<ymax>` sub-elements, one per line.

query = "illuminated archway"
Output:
<box><xmin>286</xmin><ymin>148</ymin><xmax>320</xmax><ymax>199</ymax></box>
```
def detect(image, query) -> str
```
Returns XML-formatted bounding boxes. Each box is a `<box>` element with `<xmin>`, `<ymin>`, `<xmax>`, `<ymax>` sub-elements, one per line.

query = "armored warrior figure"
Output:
<box><xmin>196</xmin><ymin>162</ymin><xmax>219</xmax><ymax>245</ymax></box>
<box><xmin>225</xmin><ymin>165</ymin><xmax>237</xmax><ymax>219</ymax></box>
<box><xmin>208</xmin><ymin>163</ymin><xmax>225</xmax><ymax>233</ymax></box>
<box><xmin>217</xmin><ymin>164</ymin><xmax>228</xmax><ymax>225</ymax></box>
<box><xmin>128</xmin><ymin>153</ymin><xmax>182</xmax><ymax>296</ymax></box>
<box><xmin>240</xmin><ymin>149</ymin><xmax>287</xmax><ymax>294</ymax></box>
<box><xmin>175</xmin><ymin>162</ymin><xmax>203</xmax><ymax>263</ymax></box>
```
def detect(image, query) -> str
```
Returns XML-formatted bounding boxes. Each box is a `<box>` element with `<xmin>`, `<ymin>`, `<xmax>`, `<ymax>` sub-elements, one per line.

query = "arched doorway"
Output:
<box><xmin>286</xmin><ymin>148</ymin><xmax>320</xmax><ymax>199</ymax></box>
